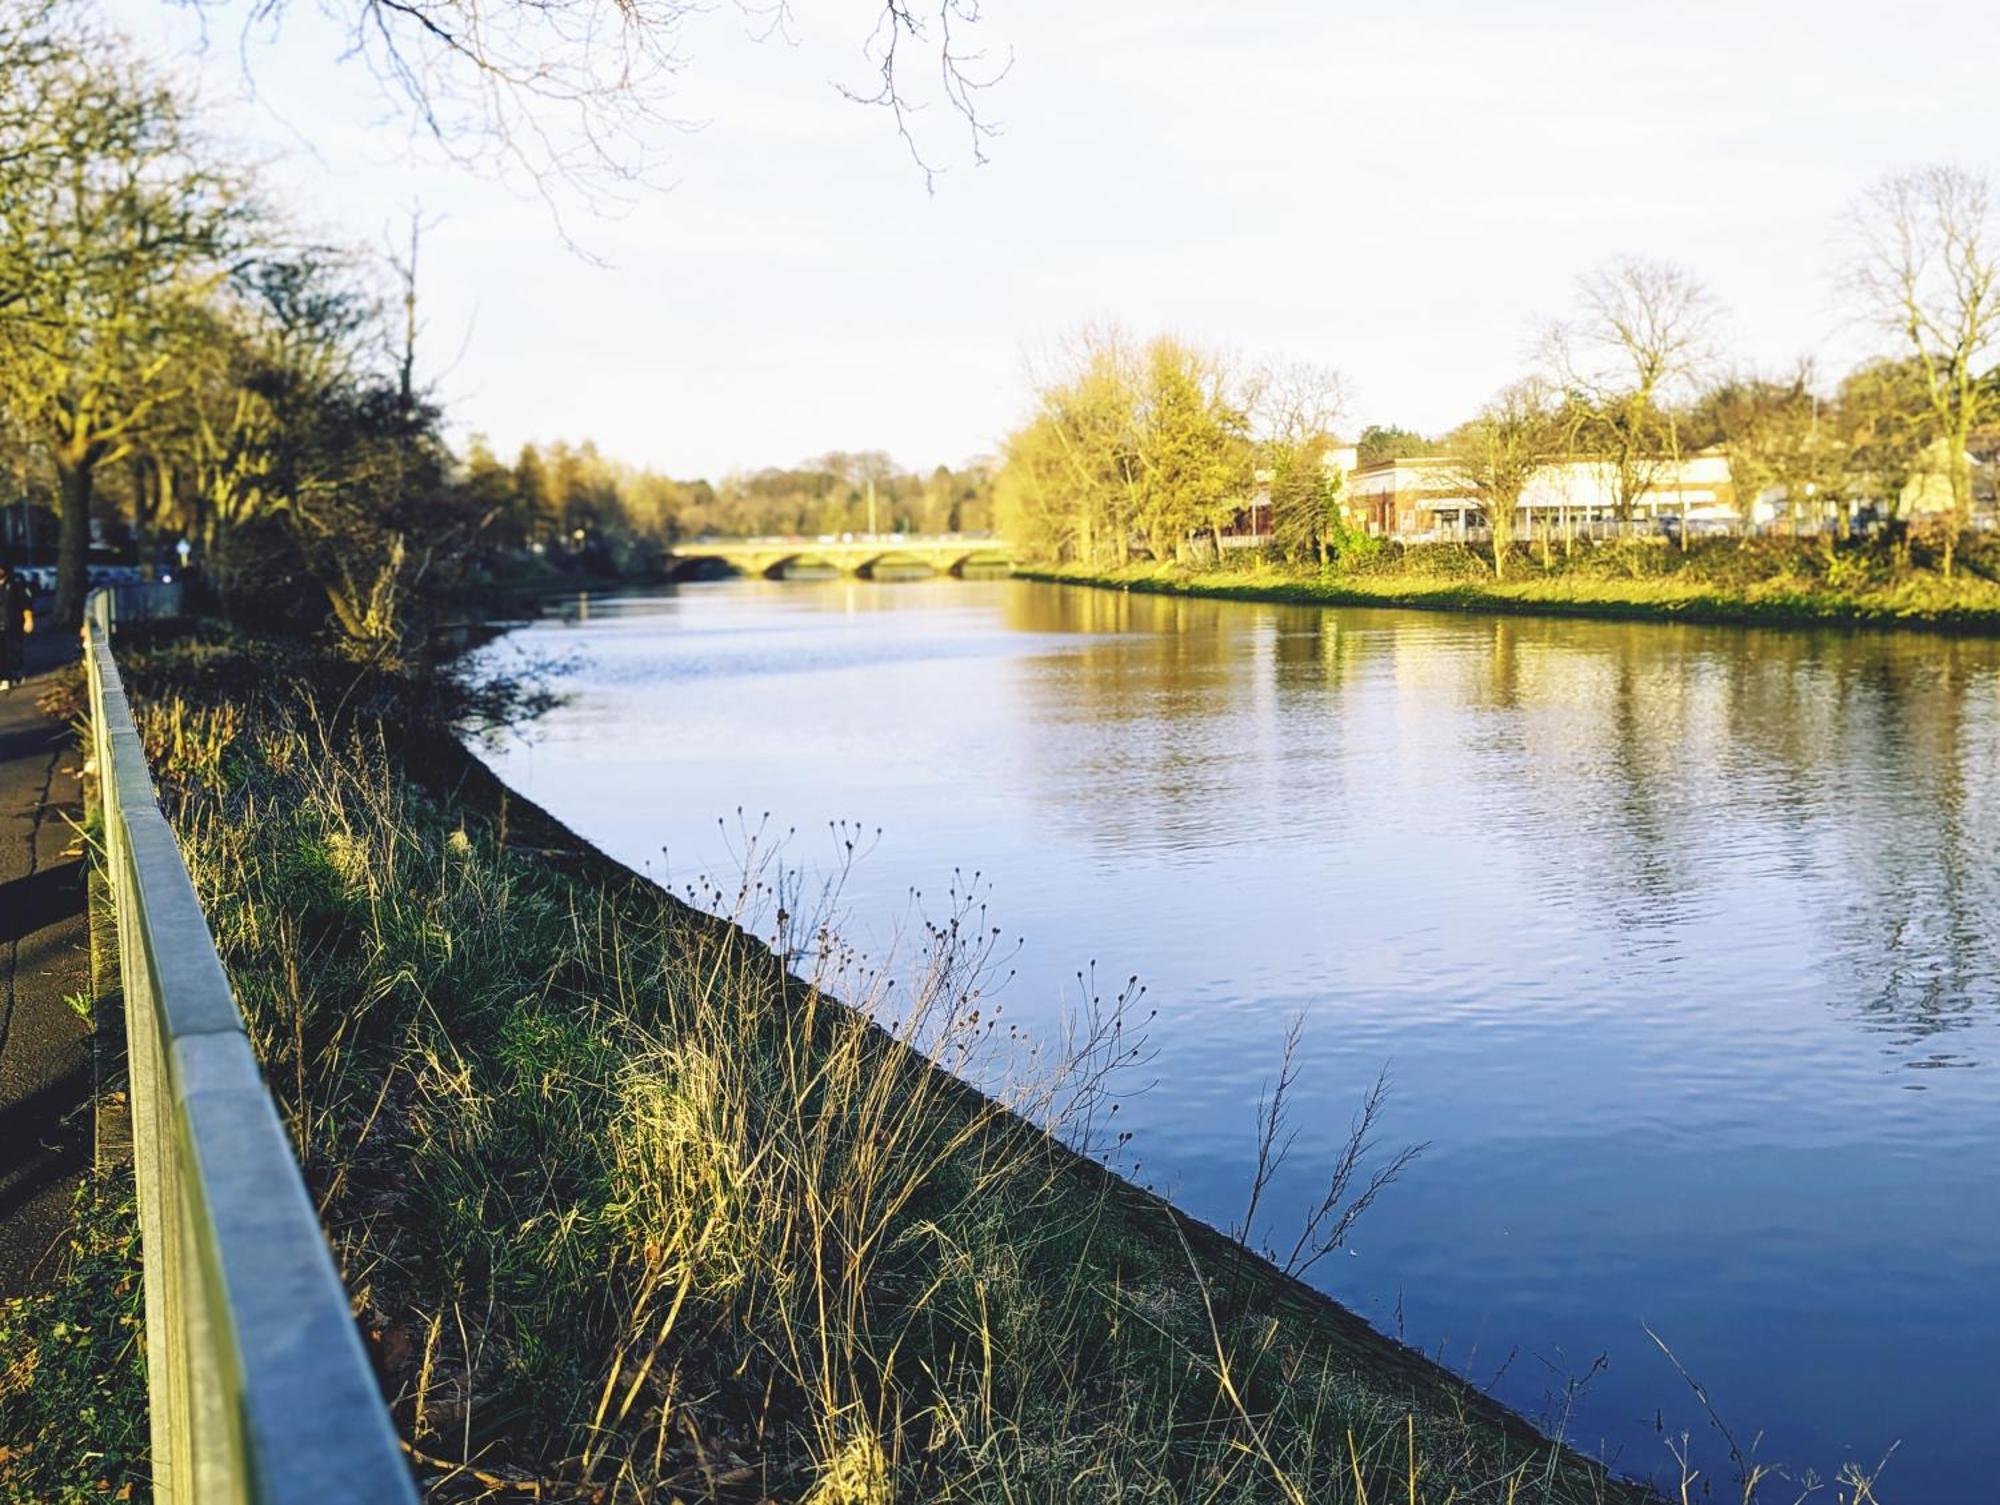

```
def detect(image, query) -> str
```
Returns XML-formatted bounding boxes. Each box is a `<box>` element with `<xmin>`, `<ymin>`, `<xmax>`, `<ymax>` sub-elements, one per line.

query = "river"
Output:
<box><xmin>477</xmin><ymin>577</ymin><xmax>2000</xmax><ymax>1499</ymax></box>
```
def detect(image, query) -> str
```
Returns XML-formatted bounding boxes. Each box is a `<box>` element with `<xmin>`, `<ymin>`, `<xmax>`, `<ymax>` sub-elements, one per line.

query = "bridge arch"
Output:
<box><xmin>857</xmin><ymin>551</ymin><xmax>938</xmax><ymax>580</ymax></box>
<box><xmin>947</xmin><ymin>551</ymin><xmax>1014</xmax><ymax>578</ymax></box>
<box><xmin>664</xmin><ymin>553</ymin><xmax>740</xmax><ymax>581</ymax></box>
<box><xmin>763</xmin><ymin>553</ymin><xmax>845</xmax><ymax>579</ymax></box>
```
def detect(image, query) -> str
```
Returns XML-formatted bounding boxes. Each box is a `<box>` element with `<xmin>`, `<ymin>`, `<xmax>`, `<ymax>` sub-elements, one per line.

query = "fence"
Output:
<box><xmin>95</xmin><ymin>579</ymin><xmax>188</xmax><ymax>628</ymax></box>
<box><xmin>86</xmin><ymin>588</ymin><xmax>415</xmax><ymax>1505</ymax></box>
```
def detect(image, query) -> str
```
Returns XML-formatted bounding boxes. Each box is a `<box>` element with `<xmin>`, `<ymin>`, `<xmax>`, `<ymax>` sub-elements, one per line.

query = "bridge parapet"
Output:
<box><xmin>667</xmin><ymin>535</ymin><xmax>1015</xmax><ymax>579</ymax></box>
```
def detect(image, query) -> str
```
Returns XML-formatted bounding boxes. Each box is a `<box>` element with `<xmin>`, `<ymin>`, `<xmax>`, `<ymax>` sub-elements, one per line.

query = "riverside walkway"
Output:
<box><xmin>0</xmin><ymin>617</ymin><xmax>90</xmax><ymax>1295</ymax></box>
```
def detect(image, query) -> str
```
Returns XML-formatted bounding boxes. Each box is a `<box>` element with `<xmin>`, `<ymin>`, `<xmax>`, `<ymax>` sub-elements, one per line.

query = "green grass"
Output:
<box><xmin>1019</xmin><ymin>535</ymin><xmax>2000</xmax><ymax>633</ymax></box>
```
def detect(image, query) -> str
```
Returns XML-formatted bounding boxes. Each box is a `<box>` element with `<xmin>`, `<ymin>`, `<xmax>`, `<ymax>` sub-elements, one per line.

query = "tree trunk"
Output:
<box><xmin>55</xmin><ymin>458</ymin><xmax>94</xmax><ymax>628</ymax></box>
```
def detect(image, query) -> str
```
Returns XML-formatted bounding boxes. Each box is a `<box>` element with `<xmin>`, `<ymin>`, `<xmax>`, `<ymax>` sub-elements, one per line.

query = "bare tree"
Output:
<box><xmin>1548</xmin><ymin>256</ymin><xmax>1719</xmax><ymax>542</ymax></box>
<box><xmin>1252</xmin><ymin>361</ymin><xmax>1349</xmax><ymax>567</ymax></box>
<box><xmin>1847</xmin><ymin>164</ymin><xmax>2000</xmax><ymax>575</ymax></box>
<box><xmin>1440</xmin><ymin>376</ymin><xmax>1569</xmax><ymax>579</ymax></box>
<box><xmin>186</xmin><ymin>0</ymin><xmax>1009</xmax><ymax>212</ymax></box>
<box><xmin>1700</xmin><ymin>363</ymin><xmax>1826</xmax><ymax>540</ymax></box>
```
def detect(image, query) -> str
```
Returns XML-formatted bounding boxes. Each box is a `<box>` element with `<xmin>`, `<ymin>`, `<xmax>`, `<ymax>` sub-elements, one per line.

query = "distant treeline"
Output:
<box><xmin>461</xmin><ymin>440</ymin><xmax>996</xmax><ymax>562</ymax></box>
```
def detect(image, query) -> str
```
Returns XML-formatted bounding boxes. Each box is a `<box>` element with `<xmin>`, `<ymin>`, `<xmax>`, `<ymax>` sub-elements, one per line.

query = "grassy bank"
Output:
<box><xmin>1018</xmin><ymin>535</ymin><xmax>2000</xmax><ymax>633</ymax></box>
<box><xmin>0</xmin><ymin>625</ymin><xmax>1667</xmax><ymax>1503</ymax></box>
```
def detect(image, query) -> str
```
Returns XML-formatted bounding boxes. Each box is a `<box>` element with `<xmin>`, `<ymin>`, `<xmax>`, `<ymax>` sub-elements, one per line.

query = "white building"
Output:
<box><xmin>1341</xmin><ymin>449</ymin><xmax>1744</xmax><ymax>539</ymax></box>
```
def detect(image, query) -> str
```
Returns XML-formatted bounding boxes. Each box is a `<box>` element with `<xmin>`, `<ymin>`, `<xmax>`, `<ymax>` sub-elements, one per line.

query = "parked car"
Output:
<box><xmin>8</xmin><ymin>563</ymin><xmax>159</xmax><ymax>595</ymax></box>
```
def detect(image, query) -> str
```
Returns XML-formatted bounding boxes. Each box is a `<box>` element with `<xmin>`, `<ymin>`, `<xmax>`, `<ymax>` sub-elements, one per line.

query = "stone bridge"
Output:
<box><xmin>666</xmin><ymin>534</ymin><xmax>1015</xmax><ymax>579</ymax></box>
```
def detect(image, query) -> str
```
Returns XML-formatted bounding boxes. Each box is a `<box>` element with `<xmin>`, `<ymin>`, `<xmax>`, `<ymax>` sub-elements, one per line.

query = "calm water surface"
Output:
<box><xmin>480</xmin><ymin>579</ymin><xmax>2000</xmax><ymax>1499</ymax></box>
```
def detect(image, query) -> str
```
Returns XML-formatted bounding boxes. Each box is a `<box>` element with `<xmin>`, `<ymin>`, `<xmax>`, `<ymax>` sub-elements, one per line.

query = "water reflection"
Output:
<box><xmin>481</xmin><ymin>579</ymin><xmax>2000</xmax><ymax>1501</ymax></box>
<box><xmin>994</xmin><ymin>587</ymin><xmax>2000</xmax><ymax>1065</ymax></box>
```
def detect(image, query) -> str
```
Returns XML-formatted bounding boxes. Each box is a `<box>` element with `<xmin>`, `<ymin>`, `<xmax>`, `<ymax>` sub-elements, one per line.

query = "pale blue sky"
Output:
<box><xmin>108</xmin><ymin>0</ymin><xmax>2000</xmax><ymax>478</ymax></box>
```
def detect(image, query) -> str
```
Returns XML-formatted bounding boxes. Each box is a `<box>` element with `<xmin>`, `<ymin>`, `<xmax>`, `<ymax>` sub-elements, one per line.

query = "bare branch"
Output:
<box><xmin>179</xmin><ymin>0</ymin><xmax>1007</xmax><ymax>212</ymax></box>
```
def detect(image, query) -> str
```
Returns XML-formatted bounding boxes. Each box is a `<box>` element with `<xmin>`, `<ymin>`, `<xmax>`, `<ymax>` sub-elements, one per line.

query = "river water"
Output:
<box><xmin>478</xmin><ymin>578</ymin><xmax>2000</xmax><ymax>1499</ymax></box>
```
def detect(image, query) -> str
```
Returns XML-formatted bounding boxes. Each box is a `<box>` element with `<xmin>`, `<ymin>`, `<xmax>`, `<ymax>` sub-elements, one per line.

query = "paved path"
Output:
<box><xmin>0</xmin><ymin>619</ymin><xmax>91</xmax><ymax>1296</ymax></box>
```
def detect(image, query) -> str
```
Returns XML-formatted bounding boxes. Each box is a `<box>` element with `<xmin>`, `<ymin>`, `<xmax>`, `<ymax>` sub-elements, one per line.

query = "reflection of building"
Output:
<box><xmin>1343</xmin><ymin>450</ymin><xmax>1742</xmax><ymax>539</ymax></box>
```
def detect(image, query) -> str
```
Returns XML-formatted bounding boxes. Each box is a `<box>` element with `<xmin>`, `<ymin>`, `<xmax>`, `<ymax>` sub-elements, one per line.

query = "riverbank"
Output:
<box><xmin>4</xmin><ymin>622</ymin><xmax>1657</xmax><ymax>1503</ymax></box>
<box><xmin>1018</xmin><ymin>541</ymin><xmax>2000</xmax><ymax>633</ymax></box>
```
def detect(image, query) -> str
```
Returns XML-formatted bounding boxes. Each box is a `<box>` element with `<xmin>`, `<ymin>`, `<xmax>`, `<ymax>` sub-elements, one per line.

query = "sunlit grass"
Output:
<box><xmin>1024</xmin><ymin>535</ymin><xmax>2000</xmax><ymax>631</ymax></box>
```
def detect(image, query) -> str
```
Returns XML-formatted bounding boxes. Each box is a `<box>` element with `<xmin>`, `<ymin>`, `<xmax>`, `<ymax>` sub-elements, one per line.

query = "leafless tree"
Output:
<box><xmin>1700</xmin><ymin>362</ymin><xmax>1828</xmax><ymax>540</ymax></box>
<box><xmin>1547</xmin><ymin>256</ymin><xmax>1719</xmax><ymax>541</ymax></box>
<box><xmin>1562</xmin><ymin>256</ymin><xmax>1717</xmax><ymax>400</ymax></box>
<box><xmin>1251</xmin><ymin>360</ymin><xmax>1349</xmax><ymax>566</ymax></box>
<box><xmin>1846</xmin><ymin>164</ymin><xmax>2000</xmax><ymax>575</ymax></box>
<box><xmin>1440</xmin><ymin>376</ymin><xmax>1570</xmax><ymax>579</ymax></box>
<box><xmin>1251</xmin><ymin>361</ymin><xmax>1348</xmax><ymax>453</ymax></box>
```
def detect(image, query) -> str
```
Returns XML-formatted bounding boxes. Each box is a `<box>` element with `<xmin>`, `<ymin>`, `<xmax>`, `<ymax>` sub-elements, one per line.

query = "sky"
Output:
<box><xmin>103</xmin><ymin>0</ymin><xmax>2000</xmax><ymax>480</ymax></box>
